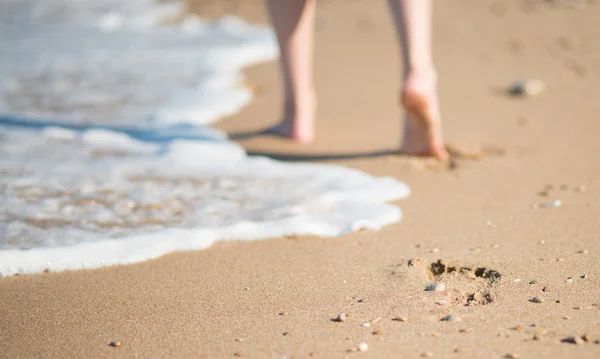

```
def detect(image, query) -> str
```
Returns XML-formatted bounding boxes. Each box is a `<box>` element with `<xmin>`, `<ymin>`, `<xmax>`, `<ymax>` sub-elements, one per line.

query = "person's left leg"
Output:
<box><xmin>388</xmin><ymin>0</ymin><xmax>448</xmax><ymax>159</ymax></box>
<box><xmin>266</xmin><ymin>0</ymin><xmax>317</xmax><ymax>144</ymax></box>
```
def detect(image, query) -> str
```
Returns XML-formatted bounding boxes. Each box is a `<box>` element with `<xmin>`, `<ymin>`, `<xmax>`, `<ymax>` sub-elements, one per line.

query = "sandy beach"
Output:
<box><xmin>2</xmin><ymin>0</ymin><xmax>600</xmax><ymax>358</ymax></box>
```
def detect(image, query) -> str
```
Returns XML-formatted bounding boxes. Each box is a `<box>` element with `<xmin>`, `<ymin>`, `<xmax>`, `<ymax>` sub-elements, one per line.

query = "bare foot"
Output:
<box><xmin>267</xmin><ymin>95</ymin><xmax>316</xmax><ymax>144</ymax></box>
<box><xmin>400</xmin><ymin>70</ymin><xmax>449</xmax><ymax>160</ymax></box>
<box><xmin>266</xmin><ymin>117</ymin><xmax>314</xmax><ymax>144</ymax></box>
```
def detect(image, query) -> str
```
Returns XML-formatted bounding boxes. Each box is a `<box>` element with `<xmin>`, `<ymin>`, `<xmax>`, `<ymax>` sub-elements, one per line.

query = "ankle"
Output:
<box><xmin>284</xmin><ymin>91</ymin><xmax>317</xmax><ymax>116</ymax></box>
<box><xmin>404</xmin><ymin>67</ymin><xmax>437</xmax><ymax>86</ymax></box>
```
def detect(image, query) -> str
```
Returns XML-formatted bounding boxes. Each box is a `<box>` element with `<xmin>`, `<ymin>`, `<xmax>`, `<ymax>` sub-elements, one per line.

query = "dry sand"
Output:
<box><xmin>2</xmin><ymin>0</ymin><xmax>600</xmax><ymax>358</ymax></box>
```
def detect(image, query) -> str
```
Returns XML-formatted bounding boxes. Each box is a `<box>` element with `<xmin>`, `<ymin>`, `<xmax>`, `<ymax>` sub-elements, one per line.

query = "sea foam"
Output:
<box><xmin>0</xmin><ymin>0</ymin><xmax>410</xmax><ymax>276</ymax></box>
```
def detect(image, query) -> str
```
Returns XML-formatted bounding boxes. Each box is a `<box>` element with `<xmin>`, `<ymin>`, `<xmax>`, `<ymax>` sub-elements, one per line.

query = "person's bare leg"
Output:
<box><xmin>388</xmin><ymin>0</ymin><xmax>448</xmax><ymax>159</ymax></box>
<box><xmin>266</xmin><ymin>0</ymin><xmax>316</xmax><ymax>144</ymax></box>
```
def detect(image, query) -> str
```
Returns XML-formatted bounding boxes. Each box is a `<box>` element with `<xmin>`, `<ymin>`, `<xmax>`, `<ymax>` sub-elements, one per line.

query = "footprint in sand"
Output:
<box><xmin>406</xmin><ymin>258</ymin><xmax>502</xmax><ymax>306</ymax></box>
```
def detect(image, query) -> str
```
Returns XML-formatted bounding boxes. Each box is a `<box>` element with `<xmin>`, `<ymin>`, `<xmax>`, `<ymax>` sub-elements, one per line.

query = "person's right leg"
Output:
<box><xmin>266</xmin><ymin>0</ymin><xmax>317</xmax><ymax>144</ymax></box>
<box><xmin>387</xmin><ymin>0</ymin><xmax>448</xmax><ymax>159</ymax></box>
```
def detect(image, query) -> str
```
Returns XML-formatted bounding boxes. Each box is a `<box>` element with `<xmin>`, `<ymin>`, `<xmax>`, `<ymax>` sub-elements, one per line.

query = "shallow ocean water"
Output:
<box><xmin>0</xmin><ymin>0</ymin><xmax>410</xmax><ymax>276</ymax></box>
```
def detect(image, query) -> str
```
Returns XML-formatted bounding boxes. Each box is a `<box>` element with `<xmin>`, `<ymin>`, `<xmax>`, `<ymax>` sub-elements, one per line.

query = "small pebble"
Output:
<box><xmin>234</xmin><ymin>338</ymin><xmax>245</xmax><ymax>342</ymax></box>
<box><xmin>243</xmin><ymin>287</ymin><xmax>249</xmax><ymax>291</ymax></box>
<box><xmin>505</xmin><ymin>354</ymin><xmax>519</xmax><ymax>359</ymax></box>
<box><xmin>581</xmin><ymin>274</ymin><xmax>587</xmax><ymax>279</ymax></box>
<box><xmin>541</xmin><ymin>199</ymin><xmax>562</xmax><ymax>208</ymax></box>
<box><xmin>512</xmin><ymin>278</ymin><xmax>521</xmax><ymax>283</ymax></box>
<box><xmin>392</xmin><ymin>316</ymin><xmax>408</xmax><ymax>322</ymax></box>
<box><xmin>594</xmin><ymin>339</ymin><xmax>600</xmax><ymax>344</ymax></box>
<box><xmin>370</xmin><ymin>317</ymin><xmax>383</xmax><ymax>324</ymax></box>
<box><xmin>542</xmin><ymin>286</ymin><xmax>550</xmax><ymax>292</ymax></box>
<box><xmin>508</xmin><ymin>79</ymin><xmax>546</xmax><ymax>97</ymax></box>
<box><xmin>454</xmin><ymin>347</ymin><xmax>467</xmax><ymax>353</ymax></box>
<box><xmin>533</xmin><ymin>335</ymin><xmax>541</xmax><ymax>340</ymax></box>
<box><xmin>562</xmin><ymin>336</ymin><xmax>584</xmax><ymax>345</ymax></box>
<box><xmin>108</xmin><ymin>341</ymin><xmax>121</xmax><ymax>348</ymax></box>
<box><xmin>512</xmin><ymin>325</ymin><xmax>525</xmax><ymax>332</ymax></box>
<box><xmin>279</xmin><ymin>312</ymin><xmax>288</xmax><ymax>316</ymax></box>
<box><xmin>358</xmin><ymin>298</ymin><xmax>368</xmax><ymax>303</ymax></box>
<box><xmin>556</xmin><ymin>300</ymin><xmax>563</xmax><ymax>304</ymax></box>
<box><xmin>529</xmin><ymin>280</ymin><xmax>537</xmax><ymax>284</ymax></box>
<box><xmin>530</xmin><ymin>296</ymin><xmax>544</xmax><ymax>303</ymax></box>
<box><xmin>335</xmin><ymin>313</ymin><xmax>347</xmax><ymax>322</ymax></box>
<box><xmin>372</xmin><ymin>329</ymin><xmax>383</xmax><ymax>335</ymax></box>
<box><xmin>425</xmin><ymin>282</ymin><xmax>447</xmax><ymax>292</ymax></box>
<box><xmin>459</xmin><ymin>328</ymin><xmax>473</xmax><ymax>333</ymax></box>
<box><xmin>567</xmin><ymin>278</ymin><xmax>573</xmax><ymax>283</ymax></box>
<box><xmin>441</xmin><ymin>313</ymin><xmax>461</xmax><ymax>322</ymax></box>
<box><xmin>574</xmin><ymin>185</ymin><xmax>586</xmax><ymax>192</ymax></box>
<box><xmin>538</xmin><ymin>240</ymin><xmax>546</xmax><ymax>245</ymax></box>
<box><xmin>309</xmin><ymin>352</ymin><xmax>317</xmax><ymax>357</ymax></box>
<box><xmin>421</xmin><ymin>352</ymin><xmax>433</xmax><ymax>358</ymax></box>
<box><xmin>582</xmin><ymin>334</ymin><xmax>591</xmax><ymax>342</ymax></box>
<box><xmin>430</xmin><ymin>248</ymin><xmax>439</xmax><ymax>253</ymax></box>
<box><xmin>358</xmin><ymin>342</ymin><xmax>369</xmax><ymax>352</ymax></box>
<box><xmin>362</xmin><ymin>322</ymin><xmax>371</xmax><ymax>328</ymax></box>
<box><xmin>573</xmin><ymin>306</ymin><xmax>582</xmax><ymax>310</ymax></box>
<box><xmin>578</xmin><ymin>249</ymin><xmax>589</xmax><ymax>254</ymax></box>
<box><xmin>557</xmin><ymin>258</ymin><xmax>564</xmax><ymax>262</ymax></box>
<box><xmin>491</xmin><ymin>243</ymin><xmax>500</xmax><ymax>249</ymax></box>
<box><xmin>563</xmin><ymin>316</ymin><xmax>571</xmax><ymax>320</ymax></box>
<box><xmin>234</xmin><ymin>352</ymin><xmax>242</xmax><ymax>357</ymax></box>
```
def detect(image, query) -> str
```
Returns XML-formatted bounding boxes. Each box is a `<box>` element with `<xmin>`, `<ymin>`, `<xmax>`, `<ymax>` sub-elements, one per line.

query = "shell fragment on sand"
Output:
<box><xmin>425</xmin><ymin>282</ymin><xmax>447</xmax><ymax>292</ymax></box>
<box><xmin>441</xmin><ymin>313</ymin><xmax>462</xmax><ymax>322</ymax></box>
<box><xmin>392</xmin><ymin>316</ymin><xmax>408</xmax><ymax>322</ymax></box>
<box><xmin>508</xmin><ymin>79</ymin><xmax>547</xmax><ymax>97</ymax></box>
<box><xmin>334</xmin><ymin>313</ymin><xmax>347</xmax><ymax>322</ymax></box>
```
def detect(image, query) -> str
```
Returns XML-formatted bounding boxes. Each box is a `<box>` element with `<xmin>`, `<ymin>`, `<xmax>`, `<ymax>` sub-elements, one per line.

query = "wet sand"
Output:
<box><xmin>2</xmin><ymin>0</ymin><xmax>600</xmax><ymax>358</ymax></box>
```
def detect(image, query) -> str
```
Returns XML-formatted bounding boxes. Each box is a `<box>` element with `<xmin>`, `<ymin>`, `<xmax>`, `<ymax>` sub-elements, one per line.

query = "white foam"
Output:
<box><xmin>0</xmin><ymin>0</ymin><xmax>411</xmax><ymax>276</ymax></box>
